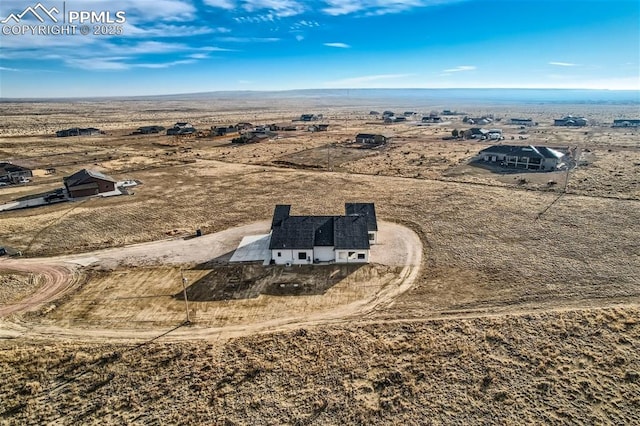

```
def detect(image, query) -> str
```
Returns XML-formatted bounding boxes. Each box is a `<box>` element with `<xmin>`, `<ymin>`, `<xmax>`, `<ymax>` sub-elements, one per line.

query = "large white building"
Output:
<box><xmin>269</xmin><ymin>203</ymin><xmax>378</xmax><ymax>265</ymax></box>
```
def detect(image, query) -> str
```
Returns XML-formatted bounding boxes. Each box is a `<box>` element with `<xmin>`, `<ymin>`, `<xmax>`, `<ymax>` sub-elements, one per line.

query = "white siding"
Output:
<box><xmin>313</xmin><ymin>246</ymin><xmax>334</xmax><ymax>262</ymax></box>
<box><xmin>272</xmin><ymin>249</ymin><xmax>313</xmax><ymax>265</ymax></box>
<box><xmin>293</xmin><ymin>250</ymin><xmax>313</xmax><ymax>265</ymax></box>
<box><xmin>335</xmin><ymin>250</ymin><xmax>369</xmax><ymax>263</ymax></box>
<box><xmin>368</xmin><ymin>231</ymin><xmax>378</xmax><ymax>245</ymax></box>
<box><xmin>272</xmin><ymin>249</ymin><xmax>293</xmax><ymax>265</ymax></box>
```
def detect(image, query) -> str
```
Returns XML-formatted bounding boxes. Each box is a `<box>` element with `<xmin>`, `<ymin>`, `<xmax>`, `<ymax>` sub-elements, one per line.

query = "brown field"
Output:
<box><xmin>0</xmin><ymin>99</ymin><xmax>639</xmax><ymax>424</ymax></box>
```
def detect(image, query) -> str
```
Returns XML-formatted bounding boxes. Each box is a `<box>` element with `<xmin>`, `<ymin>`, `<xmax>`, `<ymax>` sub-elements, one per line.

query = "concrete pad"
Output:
<box><xmin>230</xmin><ymin>234</ymin><xmax>271</xmax><ymax>263</ymax></box>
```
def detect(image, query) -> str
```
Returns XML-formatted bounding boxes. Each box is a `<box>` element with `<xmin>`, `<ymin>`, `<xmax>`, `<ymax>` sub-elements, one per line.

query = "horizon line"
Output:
<box><xmin>1</xmin><ymin>87</ymin><xmax>639</xmax><ymax>101</ymax></box>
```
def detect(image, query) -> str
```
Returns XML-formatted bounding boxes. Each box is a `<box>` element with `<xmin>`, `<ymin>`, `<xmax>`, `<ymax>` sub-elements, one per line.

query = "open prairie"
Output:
<box><xmin>0</xmin><ymin>97</ymin><xmax>639</xmax><ymax>424</ymax></box>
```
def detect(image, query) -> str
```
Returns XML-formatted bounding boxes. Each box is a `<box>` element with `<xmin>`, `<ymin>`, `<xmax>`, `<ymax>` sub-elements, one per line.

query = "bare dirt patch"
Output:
<box><xmin>0</xmin><ymin>272</ymin><xmax>37</xmax><ymax>305</ymax></box>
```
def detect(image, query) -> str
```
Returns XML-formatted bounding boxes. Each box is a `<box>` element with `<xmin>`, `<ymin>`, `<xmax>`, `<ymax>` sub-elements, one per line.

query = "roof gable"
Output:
<box><xmin>64</xmin><ymin>169</ymin><xmax>116</xmax><ymax>187</ymax></box>
<box><xmin>345</xmin><ymin>202</ymin><xmax>378</xmax><ymax>232</ymax></box>
<box><xmin>269</xmin><ymin>203</ymin><xmax>376</xmax><ymax>250</ymax></box>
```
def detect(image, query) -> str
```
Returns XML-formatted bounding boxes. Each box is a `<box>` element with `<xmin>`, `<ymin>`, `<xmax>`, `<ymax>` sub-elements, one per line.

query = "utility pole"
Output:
<box><xmin>180</xmin><ymin>269</ymin><xmax>191</xmax><ymax>325</ymax></box>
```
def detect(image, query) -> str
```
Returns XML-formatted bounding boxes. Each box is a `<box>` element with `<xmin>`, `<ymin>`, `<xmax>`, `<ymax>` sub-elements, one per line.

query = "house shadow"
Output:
<box><xmin>174</xmin><ymin>263</ymin><xmax>365</xmax><ymax>302</ymax></box>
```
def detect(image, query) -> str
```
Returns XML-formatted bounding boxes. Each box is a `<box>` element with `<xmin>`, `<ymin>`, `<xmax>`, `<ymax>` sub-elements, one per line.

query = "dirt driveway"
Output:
<box><xmin>0</xmin><ymin>221</ymin><xmax>423</xmax><ymax>341</ymax></box>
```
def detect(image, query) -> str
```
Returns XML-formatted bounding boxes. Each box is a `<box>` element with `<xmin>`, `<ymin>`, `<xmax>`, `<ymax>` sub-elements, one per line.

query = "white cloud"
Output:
<box><xmin>290</xmin><ymin>19</ymin><xmax>320</xmax><ymax>30</ymax></box>
<box><xmin>125</xmin><ymin>23</ymin><xmax>230</xmax><ymax>38</ymax></box>
<box><xmin>188</xmin><ymin>53</ymin><xmax>210</xmax><ymax>59</ymax></box>
<box><xmin>206</xmin><ymin>0</ymin><xmax>305</xmax><ymax>17</ymax></box>
<box><xmin>136</xmin><ymin>59</ymin><xmax>196</xmax><ymax>68</ymax></box>
<box><xmin>241</xmin><ymin>0</ymin><xmax>305</xmax><ymax>17</ymax></box>
<box><xmin>218</xmin><ymin>36</ymin><xmax>280</xmax><ymax>42</ymax></box>
<box><xmin>0</xmin><ymin>66</ymin><xmax>20</xmax><ymax>71</ymax></box>
<box><xmin>64</xmin><ymin>56</ymin><xmax>198</xmax><ymax>71</ymax></box>
<box><xmin>203</xmin><ymin>0</ymin><xmax>236</xmax><ymax>9</ymax></box>
<box><xmin>325</xmin><ymin>73</ymin><xmax>415</xmax><ymax>86</ymax></box>
<box><xmin>296</xmin><ymin>35</ymin><xmax>305</xmax><ymax>41</ymax></box>
<box><xmin>201</xmin><ymin>46</ymin><xmax>238</xmax><ymax>52</ymax></box>
<box><xmin>549</xmin><ymin>61</ymin><xmax>579</xmax><ymax>67</ymax></box>
<box><xmin>442</xmin><ymin>65</ymin><xmax>476</xmax><ymax>72</ymax></box>
<box><xmin>65</xmin><ymin>57</ymin><xmax>131</xmax><ymax>70</ymax></box>
<box><xmin>324</xmin><ymin>42</ymin><xmax>351</xmax><ymax>48</ymax></box>
<box><xmin>321</xmin><ymin>0</ymin><xmax>465</xmax><ymax>16</ymax></box>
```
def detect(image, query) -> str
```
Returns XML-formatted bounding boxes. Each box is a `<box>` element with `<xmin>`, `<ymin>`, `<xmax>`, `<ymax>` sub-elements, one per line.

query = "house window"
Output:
<box><xmin>277</xmin><ymin>252</ymin><xmax>281</xmax><ymax>257</ymax></box>
<box><xmin>298</xmin><ymin>252</ymin><xmax>307</xmax><ymax>260</ymax></box>
<box><xmin>357</xmin><ymin>253</ymin><xmax>366</xmax><ymax>260</ymax></box>
<box><xmin>348</xmin><ymin>252</ymin><xmax>355</xmax><ymax>257</ymax></box>
<box><xmin>369</xmin><ymin>233</ymin><xmax>375</xmax><ymax>241</ymax></box>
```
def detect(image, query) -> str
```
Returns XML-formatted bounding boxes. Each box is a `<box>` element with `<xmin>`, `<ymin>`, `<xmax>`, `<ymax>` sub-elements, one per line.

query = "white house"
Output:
<box><xmin>269</xmin><ymin>203</ymin><xmax>378</xmax><ymax>265</ymax></box>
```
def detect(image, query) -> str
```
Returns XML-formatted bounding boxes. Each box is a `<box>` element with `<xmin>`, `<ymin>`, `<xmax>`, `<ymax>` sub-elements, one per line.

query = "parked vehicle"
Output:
<box><xmin>44</xmin><ymin>192</ymin><xmax>66</xmax><ymax>202</ymax></box>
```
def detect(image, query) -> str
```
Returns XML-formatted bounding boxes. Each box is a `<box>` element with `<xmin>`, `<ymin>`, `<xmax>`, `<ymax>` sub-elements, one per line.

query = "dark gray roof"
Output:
<box><xmin>345</xmin><ymin>203</ymin><xmax>378</xmax><ymax>232</ymax></box>
<box><xmin>271</xmin><ymin>205</ymin><xmax>291</xmax><ymax>228</ymax></box>
<box><xmin>613</xmin><ymin>119</ymin><xmax>640</xmax><ymax>123</ymax></box>
<box><xmin>334</xmin><ymin>216</ymin><xmax>370</xmax><ymax>250</ymax></box>
<box><xmin>0</xmin><ymin>162</ymin><xmax>31</xmax><ymax>173</ymax></box>
<box><xmin>269</xmin><ymin>204</ymin><xmax>374</xmax><ymax>250</ymax></box>
<box><xmin>269</xmin><ymin>216</ymin><xmax>316</xmax><ymax>249</ymax></box>
<box><xmin>356</xmin><ymin>133</ymin><xmax>377</xmax><ymax>139</ymax></box>
<box><xmin>479</xmin><ymin>145</ymin><xmax>565</xmax><ymax>159</ymax></box>
<box><xmin>64</xmin><ymin>169</ymin><xmax>116</xmax><ymax>187</ymax></box>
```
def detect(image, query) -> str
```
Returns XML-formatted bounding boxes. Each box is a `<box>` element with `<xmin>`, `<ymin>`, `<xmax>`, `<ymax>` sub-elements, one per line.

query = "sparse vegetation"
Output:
<box><xmin>0</xmin><ymin>99</ymin><xmax>638</xmax><ymax>424</ymax></box>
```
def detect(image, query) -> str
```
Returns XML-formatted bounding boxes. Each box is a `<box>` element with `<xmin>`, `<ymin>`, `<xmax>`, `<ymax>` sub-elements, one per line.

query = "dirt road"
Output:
<box><xmin>0</xmin><ymin>221</ymin><xmax>423</xmax><ymax>342</ymax></box>
<box><xmin>0</xmin><ymin>261</ymin><xmax>79</xmax><ymax>317</ymax></box>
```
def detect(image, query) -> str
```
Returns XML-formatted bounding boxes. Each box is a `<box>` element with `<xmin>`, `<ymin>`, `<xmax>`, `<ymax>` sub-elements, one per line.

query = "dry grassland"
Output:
<box><xmin>1</xmin><ymin>159</ymin><xmax>638</xmax><ymax>321</ymax></box>
<box><xmin>1</xmin><ymin>307</ymin><xmax>638</xmax><ymax>424</ymax></box>
<box><xmin>0</xmin><ymin>99</ymin><xmax>639</xmax><ymax>424</ymax></box>
<box><xmin>41</xmin><ymin>264</ymin><xmax>398</xmax><ymax>328</ymax></box>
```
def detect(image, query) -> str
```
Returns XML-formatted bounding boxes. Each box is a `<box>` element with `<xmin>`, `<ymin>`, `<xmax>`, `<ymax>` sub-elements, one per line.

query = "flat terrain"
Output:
<box><xmin>0</xmin><ymin>98</ymin><xmax>638</xmax><ymax>424</ymax></box>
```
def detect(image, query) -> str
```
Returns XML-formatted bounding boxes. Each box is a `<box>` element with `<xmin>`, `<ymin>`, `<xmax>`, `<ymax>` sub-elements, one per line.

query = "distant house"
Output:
<box><xmin>213</xmin><ymin>125</ymin><xmax>238</xmax><ymax>136</ymax></box>
<box><xmin>612</xmin><ymin>119</ymin><xmax>640</xmax><ymax>127</ymax></box>
<box><xmin>231</xmin><ymin>131</ymin><xmax>273</xmax><ymax>144</ymax></box>
<box><xmin>236</xmin><ymin>122</ymin><xmax>254</xmax><ymax>130</ymax></box>
<box><xmin>464</xmin><ymin>128</ymin><xmax>489</xmax><ymax>139</ymax></box>
<box><xmin>356</xmin><ymin>133</ymin><xmax>388</xmax><ymax>145</ymax></box>
<box><xmin>0</xmin><ymin>162</ymin><xmax>32</xmax><ymax>183</ymax></box>
<box><xmin>369</xmin><ymin>111</ymin><xmax>380</xmax><ymax>115</ymax></box>
<box><xmin>300</xmin><ymin>114</ymin><xmax>321</xmax><ymax>122</ymax></box>
<box><xmin>269</xmin><ymin>202</ymin><xmax>377</xmax><ymax>265</ymax></box>
<box><xmin>56</xmin><ymin>128</ymin><xmax>101</xmax><ymax>137</ymax></box>
<box><xmin>422</xmin><ymin>116</ymin><xmax>442</xmax><ymax>123</ymax></box>
<box><xmin>63</xmin><ymin>169</ymin><xmax>116</xmax><ymax>198</ymax></box>
<box><xmin>477</xmin><ymin>145</ymin><xmax>567</xmax><ymax>171</ymax></box>
<box><xmin>554</xmin><ymin>116</ymin><xmax>587</xmax><ymax>127</ymax></box>
<box><xmin>382</xmin><ymin>111</ymin><xmax>395</xmax><ymax>118</ymax></box>
<box><xmin>134</xmin><ymin>125</ymin><xmax>165</xmax><ymax>135</ymax></box>
<box><xmin>267</xmin><ymin>123</ymin><xmax>297</xmax><ymax>132</ymax></box>
<box><xmin>510</xmin><ymin>118</ymin><xmax>535</xmax><ymax>126</ymax></box>
<box><xmin>403</xmin><ymin>111</ymin><xmax>416</xmax><ymax>117</ymax></box>
<box><xmin>465</xmin><ymin>117</ymin><xmax>493</xmax><ymax>125</ymax></box>
<box><xmin>167</xmin><ymin>122</ymin><xmax>196</xmax><ymax>135</ymax></box>
<box><xmin>308</xmin><ymin>124</ymin><xmax>329</xmax><ymax>132</ymax></box>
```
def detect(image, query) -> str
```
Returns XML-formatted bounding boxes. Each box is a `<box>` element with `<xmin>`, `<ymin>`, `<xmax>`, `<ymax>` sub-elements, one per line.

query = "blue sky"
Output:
<box><xmin>0</xmin><ymin>0</ymin><xmax>638</xmax><ymax>97</ymax></box>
